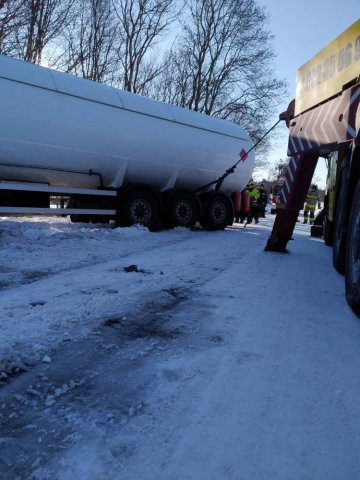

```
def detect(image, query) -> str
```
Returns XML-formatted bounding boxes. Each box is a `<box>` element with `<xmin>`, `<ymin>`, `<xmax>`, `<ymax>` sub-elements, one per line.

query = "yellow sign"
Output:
<box><xmin>295</xmin><ymin>19</ymin><xmax>360</xmax><ymax>116</ymax></box>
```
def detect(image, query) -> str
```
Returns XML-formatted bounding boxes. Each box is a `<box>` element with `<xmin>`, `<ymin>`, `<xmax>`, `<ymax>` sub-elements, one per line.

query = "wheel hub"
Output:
<box><xmin>211</xmin><ymin>202</ymin><xmax>226</xmax><ymax>224</ymax></box>
<box><xmin>130</xmin><ymin>199</ymin><xmax>151</xmax><ymax>224</ymax></box>
<box><xmin>175</xmin><ymin>201</ymin><xmax>192</xmax><ymax>224</ymax></box>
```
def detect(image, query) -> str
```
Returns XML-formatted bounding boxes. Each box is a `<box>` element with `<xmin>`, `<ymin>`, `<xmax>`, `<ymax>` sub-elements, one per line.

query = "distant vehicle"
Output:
<box><xmin>266</xmin><ymin>19</ymin><xmax>360</xmax><ymax>316</ymax></box>
<box><xmin>0</xmin><ymin>55</ymin><xmax>254</xmax><ymax>231</ymax></box>
<box><xmin>269</xmin><ymin>183</ymin><xmax>283</xmax><ymax>214</ymax></box>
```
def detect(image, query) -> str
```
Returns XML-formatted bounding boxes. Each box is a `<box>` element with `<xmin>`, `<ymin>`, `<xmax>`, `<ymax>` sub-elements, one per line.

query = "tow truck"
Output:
<box><xmin>266</xmin><ymin>19</ymin><xmax>360</xmax><ymax>316</ymax></box>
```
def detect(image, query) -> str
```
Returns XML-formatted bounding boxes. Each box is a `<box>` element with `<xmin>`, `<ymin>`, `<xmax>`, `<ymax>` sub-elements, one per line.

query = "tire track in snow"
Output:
<box><xmin>0</xmin><ymin>278</ymin><xmax>226</xmax><ymax>478</ymax></box>
<box><xmin>0</xmin><ymin>231</ymin><xmax>197</xmax><ymax>292</ymax></box>
<box><xmin>0</xmin><ymin>222</ymin><xmax>270</xmax><ymax>478</ymax></box>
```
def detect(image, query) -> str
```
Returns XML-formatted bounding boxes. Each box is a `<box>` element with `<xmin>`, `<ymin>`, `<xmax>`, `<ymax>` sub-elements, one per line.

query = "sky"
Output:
<box><xmin>256</xmin><ymin>0</ymin><xmax>359</xmax><ymax>186</ymax></box>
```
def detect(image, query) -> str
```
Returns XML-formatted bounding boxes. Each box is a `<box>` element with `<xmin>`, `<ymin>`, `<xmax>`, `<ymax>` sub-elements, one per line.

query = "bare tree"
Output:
<box><xmin>270</xmin><ymin>158</ymin><xmax>289</xmax><ymax>181</ymax></box>
<box><xmin>1</xmin><ymin>0</ymin><xmax>178</xmax><ymax>90</ymax></box>
<box><xmin>5</xmin><ymin>0</ymin><xmax>75</xmax><ymax>64</ymax></box>
<box><xmin>52</xmin><ymin>0</ymin><xmax>117</xmax><ymax>83</ymax></box>
<box><xmin>112</xmin><ymin>0</ymin><xmax>177</xmax><ymax>93</ymax></box>
<box><xmin>154</xmin><ymin>0</ymin><xmax>286</xmax><ymax>160</ymax></box>
<box><xmin>0</xmin><ymin>0</ymin><xmax>26</xmax><ymax>55</ymax></box>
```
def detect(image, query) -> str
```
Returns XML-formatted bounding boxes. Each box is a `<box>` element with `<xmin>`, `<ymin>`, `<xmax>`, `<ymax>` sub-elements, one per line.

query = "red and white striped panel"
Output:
<box><xmin>287</xmin><ymin>83</ymin><xmax>360</xmax><ymax>157</ymax></box>
<box><xmin>280</xmin><ymin>154</ymin><xmax>301</xmax><ymax>204</ymax></box>
<box><xmin>280</xmin><ymin>83</ymin><xmax>359</xmax><ymax>205</ymax></box>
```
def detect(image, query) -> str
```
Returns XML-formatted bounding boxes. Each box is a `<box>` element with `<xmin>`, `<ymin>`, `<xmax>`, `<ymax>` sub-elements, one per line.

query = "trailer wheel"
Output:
<box><xmin>333</xmin><ymin>186</ymin><xmax>346</xmax><ymax>274</ymax></box>
<box><xmin>200</xmin><ymin>193</ymin><xmax>233</xmax><ymax>231</ymax></box>
<box><xmin>118</xmin><ymin>188</ymin><xmax>160</xmax><ymax>229</ymax></box>
<box><xmin>345</xmin><ymin>180</ymin><xmax>360</xmax><ymax>317</ymax></box>
<box><xmin>166</xmin><ymin>191</ymin><xmax>200</xmax><ymax>228</ymax></box>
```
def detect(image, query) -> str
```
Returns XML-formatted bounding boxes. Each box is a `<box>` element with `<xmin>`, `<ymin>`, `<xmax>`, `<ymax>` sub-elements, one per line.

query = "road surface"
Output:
<box><xmin>0</xmin><ymin>215</ymin><xmax>359</xmax><ymax>479</ymax></box>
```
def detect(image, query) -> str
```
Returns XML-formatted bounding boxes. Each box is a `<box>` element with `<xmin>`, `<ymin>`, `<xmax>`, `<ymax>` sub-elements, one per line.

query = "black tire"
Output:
<box><xmin>323</xmin><ymin>214</ymin><xmax>334</xmax><ymax>246</ymax></box>
<box><xmin>333</xmin><ymin>186</ymin><xmax>346</xmax><ymax>274</ymax></box>
<box><xmin>165</xmin><ymin>191</ymin><xmax>200</xmax><ymax>228</ymax></box>
<box><xmin>200</xmin><ymin>193</ymin><xmax>233</xmax><ymax>231</ymax></box>
<box><xmin>345</xmin><ymin>180</ymin><xmax>360</xmax><ymax>317</ymax></box>
<box><xmin>311</xmin><ymin>225</ymin><xmax>323</xmax><ymax>237</ymax></box>
<box><xmin>117</xmin><ymin>188</ymin><xmax>160</xmax><ymax>229</ymax></box>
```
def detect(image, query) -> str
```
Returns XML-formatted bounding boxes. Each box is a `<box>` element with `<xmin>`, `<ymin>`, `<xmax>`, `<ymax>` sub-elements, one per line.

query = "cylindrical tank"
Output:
<box><xmin>232</xmin><ymin>191</ymin><xmax>242</xmax><ymax>213</ymax></box>
<box><xmin>242</xmin><ymin>191</ymin><xmax>250</xmax><ymax>214</ymax></box>
<box><xmin>0</xmin><ymin>55</ymin><xmax>254</xmax><ymax>193</ymax></box>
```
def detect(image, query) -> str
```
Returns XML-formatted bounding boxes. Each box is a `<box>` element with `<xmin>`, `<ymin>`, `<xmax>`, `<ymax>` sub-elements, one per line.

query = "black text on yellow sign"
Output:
<box><xmin>295</xmin><ymin>19</ymin><xmax>360</xmax><ymax>115</ymax></box>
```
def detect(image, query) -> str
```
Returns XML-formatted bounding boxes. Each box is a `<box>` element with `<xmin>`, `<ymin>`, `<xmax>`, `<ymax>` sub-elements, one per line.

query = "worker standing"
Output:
<box><xmin>303</xmin><ymin>185</ymin><xmax>319</xmax><ymax>224</ymax></box>
<box><xmin>258</xmin><ymin>183</ymin><xmax>268</xmax><ymax>218</ymax></box>
<box><xmin>245</xmin><ymin>180</ymin><xmax>261</xmax><ymax>224</ymax></box>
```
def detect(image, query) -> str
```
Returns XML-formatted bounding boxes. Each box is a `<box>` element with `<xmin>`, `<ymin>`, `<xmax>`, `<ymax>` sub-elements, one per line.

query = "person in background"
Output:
<box><xmin>245</xmin><ymin>180</ymin><xmax>261</xmax><ymax>224</ymax></box>
<box><xmin>258</xmin><ymin>183</ymin><xmax>268</xmax><ymax>218</ymax></box>
<box><xmin>303</xmin><ymin>185</ymin><xmax>319</xmax><ymax>224</ymax></box>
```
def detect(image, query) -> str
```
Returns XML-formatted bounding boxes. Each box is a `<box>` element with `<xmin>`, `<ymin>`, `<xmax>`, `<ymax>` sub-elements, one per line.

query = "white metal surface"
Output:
<box><xmin>0</xmin><ymin>55</ymin><xmax>254</xmax><ymax>193</ymax></box>
<box><xmin>0</xmin><ymin>181</ymin><xmax>116</xmax><ymax>196</ymax></box>
<box><xmin>0</xmin><ymin>207</ymin><xmax>115</xmax><ymax>215</ymax></box>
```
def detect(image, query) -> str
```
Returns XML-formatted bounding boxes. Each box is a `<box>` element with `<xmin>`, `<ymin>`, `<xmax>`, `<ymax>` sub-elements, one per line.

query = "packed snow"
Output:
<box><xmin>0</xmin><ymin>213</ymin><xmax>359</xmax><ymax>480</ymax></box>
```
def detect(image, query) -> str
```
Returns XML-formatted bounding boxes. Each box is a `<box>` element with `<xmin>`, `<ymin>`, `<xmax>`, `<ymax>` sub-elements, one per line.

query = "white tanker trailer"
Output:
<box><xmin>0</xmin><ymin>54</ymin><xmax>254</xmax><ymax>230</ymax></box>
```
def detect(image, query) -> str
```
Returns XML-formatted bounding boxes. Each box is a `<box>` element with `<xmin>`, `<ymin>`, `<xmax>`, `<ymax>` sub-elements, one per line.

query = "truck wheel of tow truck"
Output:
<box><xmin>200</xmin><ymin>192</ymin><xmax>233</xmax><ymax>231</ymax></box>
<box><xmin>165</xmin><ymin>191</ymin><xmax>200</xmax><ymax>228</ymax></box>
<box><xmin>323</xmin><ymin>196</ymin><xmax>334</xmax><ymax>246</ymax></box>
<box><xmin>310</xmin><ymin>225</ymin><xmax>323</xmax><ymax>237</ymax></box>
<box><xmin>345</xmin><ymin>180</ymin><xmax>360</xmax><ymax>317</ymax></box>
<box><xmin>333</xmin><ymin>186</ymin><xmax>346</xmax><ymax>275</ymax></box>
<box><xmin>117</xmin><ymin>188</ymin><xmax>160</xmax><ymax>229</ymax></box>
<box><xmin>323</xmin><ymin>215</ymin><xmax>334</xmax><ymax>246</ymax></box>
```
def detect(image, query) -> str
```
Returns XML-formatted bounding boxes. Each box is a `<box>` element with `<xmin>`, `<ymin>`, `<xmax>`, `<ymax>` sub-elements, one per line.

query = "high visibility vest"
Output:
<box><xmin>305</xmin><ymin>192</ymin><xmax>318</xmax><ymax>210</ymax></box>
<box><xmin>246</xmin><ymin>188</ymin><xmax>260</xmax><ymax>203</ymax></box>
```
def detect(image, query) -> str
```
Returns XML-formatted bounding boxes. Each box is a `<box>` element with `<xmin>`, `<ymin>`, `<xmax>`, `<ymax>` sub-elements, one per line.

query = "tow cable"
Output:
<box><xmin>196</xmin><ymin>118</ymin><xmax>282</xmax><ymax>194</ymax></box>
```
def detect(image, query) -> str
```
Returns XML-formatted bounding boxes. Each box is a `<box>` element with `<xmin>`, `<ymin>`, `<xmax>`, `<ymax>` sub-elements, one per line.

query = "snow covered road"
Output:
<box><xmin>0</xmin><ymin>216</ymin><xmax>359</xmax><ymax>479</ymax></box>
